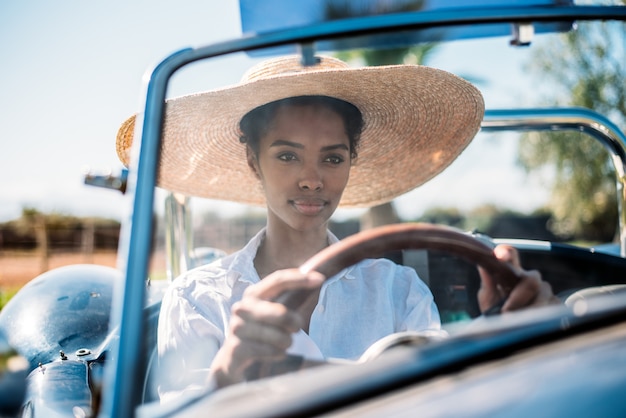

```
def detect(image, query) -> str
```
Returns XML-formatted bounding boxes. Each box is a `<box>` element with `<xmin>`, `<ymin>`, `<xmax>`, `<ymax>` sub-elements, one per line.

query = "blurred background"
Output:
<box><xmin>1</xmin><ymin>0</ymin><xmax>624</xmax><ymax>304</ymax></box>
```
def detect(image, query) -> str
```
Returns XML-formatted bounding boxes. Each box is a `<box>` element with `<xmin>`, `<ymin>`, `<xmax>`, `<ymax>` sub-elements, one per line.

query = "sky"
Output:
<box><xmin>0</xmin><ymin>0</ymin><xmax>245</xmax><ymax>222</ymax></box>
<box><xmin>0</xmin><ymin>0</ymin><xmax>550</xmax><ymax>223</ymax></box>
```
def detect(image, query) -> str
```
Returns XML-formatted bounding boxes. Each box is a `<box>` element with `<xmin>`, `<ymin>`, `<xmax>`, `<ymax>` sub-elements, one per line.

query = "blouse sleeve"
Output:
<box><xmin>156</xmin><ymin>277</ymin><xmax>225</xmax><ymax>403</ymax></box>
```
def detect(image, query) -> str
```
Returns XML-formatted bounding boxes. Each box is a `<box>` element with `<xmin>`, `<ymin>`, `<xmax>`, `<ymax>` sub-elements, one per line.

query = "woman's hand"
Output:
<box><xmin>477</xmin><ymin>244</ymin><xmax>559</xmax><ymax>314</ymax></box>
<box><xmin>210</xmin><ymin>268</ymin><xmax>325</xmax><ymax>387</ymax></box>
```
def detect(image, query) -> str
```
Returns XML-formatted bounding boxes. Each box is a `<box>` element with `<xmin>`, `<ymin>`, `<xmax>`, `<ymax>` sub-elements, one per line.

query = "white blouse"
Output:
<box><xmin>156</xmin><ymin>228</ymin><xmax>442</xmax><ymax>402</ymax></box>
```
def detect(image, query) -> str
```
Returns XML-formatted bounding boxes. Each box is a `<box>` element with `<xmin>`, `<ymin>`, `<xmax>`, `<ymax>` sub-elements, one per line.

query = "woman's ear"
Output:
<box><xmin>246</xmin><ymin>147</ymin><xmax>261</xmax><ymax>180</ymax></box>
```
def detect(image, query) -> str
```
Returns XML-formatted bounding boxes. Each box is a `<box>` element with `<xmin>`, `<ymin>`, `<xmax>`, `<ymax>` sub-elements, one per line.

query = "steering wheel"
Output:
<box><xmin>277</xmin><ymin>222</ymin><xmax>520</xmax><ymax>310</ymax></box>
<box><xmin>246</xmin><ymin>223</ymin><xmax>521</xmax><ymax>380</ymax></box>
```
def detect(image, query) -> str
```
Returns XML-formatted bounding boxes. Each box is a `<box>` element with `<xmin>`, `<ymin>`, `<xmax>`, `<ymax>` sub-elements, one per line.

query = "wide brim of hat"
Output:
<box><xmin>116</xmin><ymin>63</ymin><xmax>484</xmax><ymax>208</ymax></box>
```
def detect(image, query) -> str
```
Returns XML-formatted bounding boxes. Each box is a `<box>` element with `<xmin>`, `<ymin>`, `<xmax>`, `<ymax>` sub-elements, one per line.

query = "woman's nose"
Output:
<box><xmin>298</xmin><ymin>164</ymin><xmax>323</xmax><ymax>191</ymax></box>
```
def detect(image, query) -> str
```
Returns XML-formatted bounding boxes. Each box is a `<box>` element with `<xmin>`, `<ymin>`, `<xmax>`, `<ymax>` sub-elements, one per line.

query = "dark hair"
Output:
<box><xmin>239</xmin><ymin>95</ymin><xmax>363</xmax><ymax>160</ymax></box>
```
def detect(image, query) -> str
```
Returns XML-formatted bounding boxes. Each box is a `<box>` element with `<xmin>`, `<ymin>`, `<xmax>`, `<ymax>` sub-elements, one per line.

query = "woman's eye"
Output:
<box><xmin>278</xmin><ymin>153</ymin><xmax>297</xmax><ymax>162</ymax></box>
<box><xmin>325</xmin><ymin>155</ymin><xmax>345</xmax><ymax>164</ymax></box>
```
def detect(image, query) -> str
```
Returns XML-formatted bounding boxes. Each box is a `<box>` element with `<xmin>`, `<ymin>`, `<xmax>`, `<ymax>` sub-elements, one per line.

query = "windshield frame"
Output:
<box><xmin>101</xmin><ymin>5</ymin><xmax>626</xmax><ymax>417</ymax></box>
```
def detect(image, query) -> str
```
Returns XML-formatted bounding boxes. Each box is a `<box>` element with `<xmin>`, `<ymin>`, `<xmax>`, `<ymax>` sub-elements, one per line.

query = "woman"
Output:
<box><xmin>116</xmin><ymin>55</ymin><xmax>555</xmax><ymax>400</ymax></box>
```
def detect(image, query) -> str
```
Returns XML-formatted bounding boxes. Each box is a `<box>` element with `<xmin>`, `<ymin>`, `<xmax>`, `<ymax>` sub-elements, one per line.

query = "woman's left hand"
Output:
<box><xmin>477</xmin><ymin>244</ymin><xmax>559</xmax><ymax>314</ymax></box>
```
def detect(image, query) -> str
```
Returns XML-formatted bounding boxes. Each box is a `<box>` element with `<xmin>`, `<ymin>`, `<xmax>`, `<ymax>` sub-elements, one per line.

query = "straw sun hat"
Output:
<box><xmin>116</xmin><ymin>55</ymin><xmax>484</xmax><ymax>208</ymax></box>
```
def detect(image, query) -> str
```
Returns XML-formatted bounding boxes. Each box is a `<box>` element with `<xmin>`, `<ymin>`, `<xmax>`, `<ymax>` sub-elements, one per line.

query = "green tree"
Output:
<box><xmin>517</xmin><ymin>15</ymin><xmax>626</xmax><ymax>242</ymax></box>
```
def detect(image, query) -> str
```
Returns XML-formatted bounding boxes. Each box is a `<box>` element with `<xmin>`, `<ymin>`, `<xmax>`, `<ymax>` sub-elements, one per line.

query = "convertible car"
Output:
<box><xmin>1</xmin><ymin>1</ymin><xmax>625</xmax><ymax>417</ymax></box>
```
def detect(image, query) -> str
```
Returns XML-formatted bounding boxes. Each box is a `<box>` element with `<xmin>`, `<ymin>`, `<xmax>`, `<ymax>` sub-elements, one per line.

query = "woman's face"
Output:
<box><xmin>248</xmin><ymin>103</ymin><xmax>351</xmax><ymax>232</ymax></box>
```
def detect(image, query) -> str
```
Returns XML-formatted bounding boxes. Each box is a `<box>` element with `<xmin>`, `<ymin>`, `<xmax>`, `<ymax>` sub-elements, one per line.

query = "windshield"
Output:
<box><xmin>123</xmin><ymin>8</ymin><xmax>626</xmax><ymax>408</ymax></box>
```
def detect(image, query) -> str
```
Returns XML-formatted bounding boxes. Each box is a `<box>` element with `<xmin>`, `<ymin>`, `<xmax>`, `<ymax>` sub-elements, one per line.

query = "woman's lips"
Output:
<box><xmin>291</xmin><ymin>198</ymin><xmax>327</xmax><ymax>215</ymax></box>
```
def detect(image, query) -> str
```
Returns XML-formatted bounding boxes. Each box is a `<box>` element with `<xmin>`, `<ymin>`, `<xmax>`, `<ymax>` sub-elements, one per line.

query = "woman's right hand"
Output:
<box><xmin>210</xmin><ymin>268</ymin><xmax>325</xmax><ymax>388</ymax></box>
